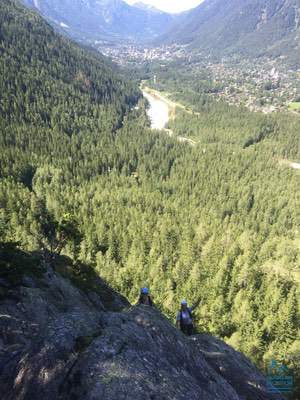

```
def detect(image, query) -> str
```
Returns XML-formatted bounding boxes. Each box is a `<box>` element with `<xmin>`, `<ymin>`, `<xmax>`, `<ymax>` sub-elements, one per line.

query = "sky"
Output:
<box><xmin>125</xmin><ymin>0</ymin><xmax>204</xmax><ymax>13</ymax></box>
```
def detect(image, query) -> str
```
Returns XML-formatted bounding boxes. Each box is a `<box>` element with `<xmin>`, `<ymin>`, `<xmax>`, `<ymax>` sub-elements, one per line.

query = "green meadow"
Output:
<box><xmin>289</xmin><ymin>102</ymin><xmax>300</xmax><ymax>110</ymax></box>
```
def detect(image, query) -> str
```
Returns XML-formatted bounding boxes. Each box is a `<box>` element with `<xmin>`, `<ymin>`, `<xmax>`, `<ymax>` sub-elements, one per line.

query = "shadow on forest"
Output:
<box><xmin>0</xmin><ymin>241</ymin><xmax>128</xmax><ymax>311</ymax></box>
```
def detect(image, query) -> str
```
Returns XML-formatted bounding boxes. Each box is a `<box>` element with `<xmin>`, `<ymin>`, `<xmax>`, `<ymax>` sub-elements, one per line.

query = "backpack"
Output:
<box><xmin>138</xmin><ymin>295</ymin><xmax>153</xmax><ymax>306</ymax></box>
<box><xmin>180</xmin><ymin>308</ymin><xmax>193</xmax><ymax>327</ymax></box>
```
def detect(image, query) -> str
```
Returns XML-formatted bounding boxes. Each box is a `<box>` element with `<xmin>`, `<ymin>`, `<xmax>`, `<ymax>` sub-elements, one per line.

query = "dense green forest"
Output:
<box><xmin>0</xmin><ymin>1</ymin><xmax>299</xmax><ymax>398</ymax></box>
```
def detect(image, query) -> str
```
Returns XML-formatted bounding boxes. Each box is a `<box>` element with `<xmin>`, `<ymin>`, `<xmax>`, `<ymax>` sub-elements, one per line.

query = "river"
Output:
<box><xmin>142</xmin><ymin>88</ymin><xmax>196</xmax><ymax>146</ymax></box>
<box><xmin>143</xmin><ymin>90</ymin><xmax>169</xmax><ymax>130</ymax></box>
<box><xmin>291</xmin><ymin>162</ymin><xmax>300</xmax><ymax>170</ymax></box>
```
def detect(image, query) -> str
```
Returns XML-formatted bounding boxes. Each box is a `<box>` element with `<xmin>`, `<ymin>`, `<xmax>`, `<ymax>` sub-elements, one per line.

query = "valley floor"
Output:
<box><xmin>142</xmin><ymin>86</ymin><xmax>197</xmax><ymax>145</ymax></box>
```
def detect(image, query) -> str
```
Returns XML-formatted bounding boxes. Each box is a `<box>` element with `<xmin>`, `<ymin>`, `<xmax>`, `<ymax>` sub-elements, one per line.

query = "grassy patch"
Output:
<box><xmin>288</xmin><ymin>102</ymin><xmax>300</xmax><ymax>110</ymax></box>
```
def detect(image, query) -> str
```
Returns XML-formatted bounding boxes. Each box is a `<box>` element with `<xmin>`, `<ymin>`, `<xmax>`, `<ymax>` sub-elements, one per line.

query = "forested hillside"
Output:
<box><xmin>160</xmin><ymin>0</ymin><xmax>300</xmax><ymax>68</ymax></box>
<box><xmin>0</xmin><ymin>1</ymin><xmax>299</xmax><ymax>399</ymax></box>
<box><xmin>0</xmin><ymin>0</ymin><xmax>140</xmax><ymax>181</ymax></box>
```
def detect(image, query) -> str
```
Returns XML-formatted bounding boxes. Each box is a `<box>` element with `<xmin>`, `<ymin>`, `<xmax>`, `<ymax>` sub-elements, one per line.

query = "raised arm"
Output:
<box><xmin>190</xmin><ymin>298</ymin><xmax>201</xmax><ymax>311</ymax></box>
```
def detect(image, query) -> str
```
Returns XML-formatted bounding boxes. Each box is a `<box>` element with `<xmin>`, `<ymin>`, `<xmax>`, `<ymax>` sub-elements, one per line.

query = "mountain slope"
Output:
<box><xmin>0</xmin><ymin>246</ymin><xmax>284</xmax><ymax>400</ymax></box>
<box><xmin>161</xmin><ymin>0</ymin><xmax>300</xmax><ymax>67</ymax></box>
<box><xmin>0</xmin><ymin>0</ymin><xmax>139</xmax><ymax>135</ymax></box>
<box><xmin>1</xmin><ymin>1</ymin><xmax>299</xmax><ymax>399</ymax></box>
<box><xmin>0</xmin><ymin>0</ymin><xmax>140</xmax><ymax>185</ymax></box>
<box><xmin>21</xmin><ymin>0</ymin><xmax>175</xmax><ymax>43</ymax></box>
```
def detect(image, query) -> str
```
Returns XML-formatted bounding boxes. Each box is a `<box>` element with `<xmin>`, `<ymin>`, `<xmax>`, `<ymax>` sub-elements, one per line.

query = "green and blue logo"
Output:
<box><xmin>266</xmin><ymin>360</ymin><xmax>293</xmax><ymax>394</ymax></box>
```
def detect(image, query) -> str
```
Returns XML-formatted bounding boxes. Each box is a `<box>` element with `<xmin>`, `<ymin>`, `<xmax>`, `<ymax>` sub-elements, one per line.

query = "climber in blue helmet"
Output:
<box><xmin>176</xmin><ymin>298</ymin><xmax>201</xmax><ymax>336</ymax></box>
<box><xmin>137</xmin><ymin>287</ymin><xmax>153</xmax><ymax>306</ymax></box>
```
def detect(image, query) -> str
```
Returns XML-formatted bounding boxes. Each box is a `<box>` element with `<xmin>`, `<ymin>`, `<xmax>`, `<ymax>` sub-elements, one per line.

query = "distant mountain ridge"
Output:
<box><xmin>133</xmin><ymin>2</ymin><xmax>164</xmax><ymax>13</ymax></box>
<box><xmin>160</xmin><ymin>0</ymin><xmax>300</xmax><ymax>68</ymax></box>
<box><xmin>21</xmin><ymin>0</ymin><xmax>175</xmax><ymax>43</ymax></box>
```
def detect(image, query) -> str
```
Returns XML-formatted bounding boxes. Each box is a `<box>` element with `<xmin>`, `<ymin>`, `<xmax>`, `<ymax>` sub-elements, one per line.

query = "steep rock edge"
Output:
<box><xmin>0</xmin><ymin>253</ymin><xmax>284</xmax><ymax>400</ymax></box>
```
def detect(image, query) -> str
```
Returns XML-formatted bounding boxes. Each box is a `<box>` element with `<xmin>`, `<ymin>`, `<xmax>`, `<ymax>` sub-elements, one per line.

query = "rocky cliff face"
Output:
<box><xmin>0</xmin><ymin>259</ymin><xmax>284</xmax><ymax>400</ymax></box>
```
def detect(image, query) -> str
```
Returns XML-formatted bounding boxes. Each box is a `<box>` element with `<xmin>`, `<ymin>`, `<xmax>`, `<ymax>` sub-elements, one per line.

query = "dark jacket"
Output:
<box><xmin>137</xmin><ymin>295</ymin><xmax>153</xmax><ymax>306</ymax></box>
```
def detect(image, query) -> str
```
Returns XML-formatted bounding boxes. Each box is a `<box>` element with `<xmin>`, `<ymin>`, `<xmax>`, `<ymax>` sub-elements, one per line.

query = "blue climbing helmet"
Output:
<box><xmin>181</xmin><ymin>299</ymin><xmax>188</xmax><ymax>306</ymax></box>
<box><xmin>141</xmin><ymin>287</ymin><xmax>149</xmax><ymax>295</ymax></box>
